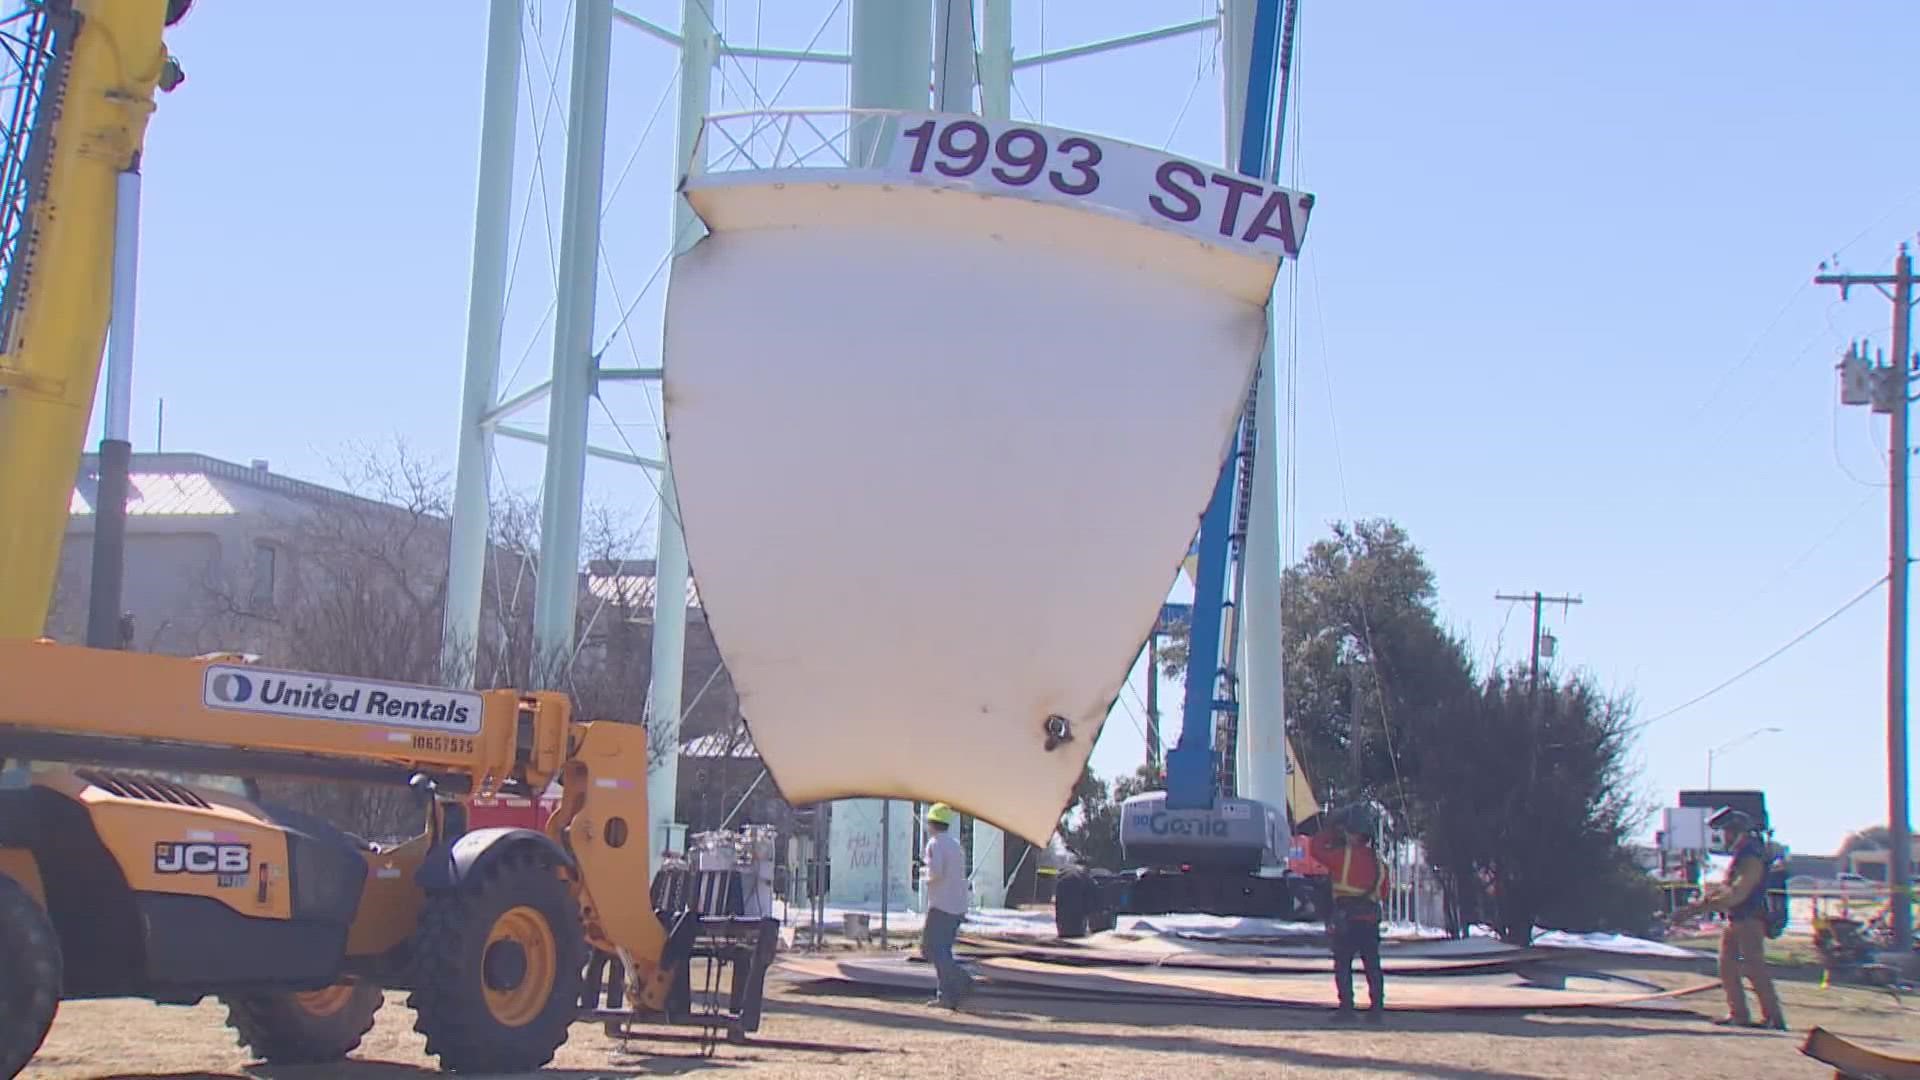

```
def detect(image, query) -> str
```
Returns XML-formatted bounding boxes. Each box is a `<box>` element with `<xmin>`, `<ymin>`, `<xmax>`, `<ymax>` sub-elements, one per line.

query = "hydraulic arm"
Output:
<box><xmin>0</xmin><ymin>0</ymin><xmax>184</xmax><ymax>640</ymax></box>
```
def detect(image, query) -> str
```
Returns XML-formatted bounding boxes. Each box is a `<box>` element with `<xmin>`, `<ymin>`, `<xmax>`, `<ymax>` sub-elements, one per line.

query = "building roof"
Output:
<box><xmin>681</xmin><ymin>730</ymin><xmax>758</xmax><ymax>759</ymax></box>
<box><xmin>69</xmin><ymin>452</ymin><xmax>392</xmax><ymax>518</ymax></box>
<box><xmin>70</xmin><ymin>471</ymin><xmax>237</xmax><ymax>517</ymax></box>
<box><xmin>585</xmin><ymin>559</ymin><xmax>702</xmax><ymax>610</ymax></box>
<box><xmin>1785</xmin><ymin>854</ymin><xmax>1842</xmax><ymax>878</ymax></box>
<box><xmin>68</xmin><ymin>453</ymin><xmax>706</xmax><ymax>611</ymax></box>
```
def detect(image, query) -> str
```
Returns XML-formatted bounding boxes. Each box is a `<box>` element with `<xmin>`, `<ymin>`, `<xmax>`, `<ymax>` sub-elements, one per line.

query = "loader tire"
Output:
<box><xmin>1088</xmin><ymin>902</ymin><xmax>1117</xmax><ymax>934</ymax></box>
<box><xmin>407</xmin><ymin>847</ymin><xmax>586</xmax><ymax>1073</ymax></box>
<box><xmin>0</xmin><ymin>873</ymin><xmax>61</xmax><ymax>1080</ymax></box>
<box><xmin>221</xmin><ymin>982</ymin><xmax>383</xmax><ymax>1065</ymax></box>
<box><xmin>1053</xmin><ymin>870</ymin><xmax>1089</xmax><ymax>939</ymax></box>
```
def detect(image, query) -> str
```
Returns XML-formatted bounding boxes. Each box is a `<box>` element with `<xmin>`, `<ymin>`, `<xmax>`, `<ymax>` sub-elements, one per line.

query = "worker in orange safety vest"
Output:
<box><xmin>1306</xmin><ymin>803</ymin><xmax>1390</xmax><ymax>1022</ymax></box>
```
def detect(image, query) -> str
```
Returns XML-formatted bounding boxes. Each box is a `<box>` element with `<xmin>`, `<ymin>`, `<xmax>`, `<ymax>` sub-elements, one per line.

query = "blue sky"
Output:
<box><xmin>95</xmin><ymin>2</ymin><xmax>1920</xmax><ymax>856</ymax></box>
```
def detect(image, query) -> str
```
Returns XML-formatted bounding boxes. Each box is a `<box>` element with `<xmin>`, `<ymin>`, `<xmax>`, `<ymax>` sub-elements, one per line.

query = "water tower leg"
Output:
<box><xmin>443</xmin><ymin>0</ymin><xmax>522</xmax><ymax>686</ymax></box>
<box><xmin>531</xmin><ymin>0</ymin><xmax>613</xmax><ymax>681</ymax></box>
<box><xmin>934</xmin><ymin>0</ymin><xmax>1013</xmax><ymax>912</ymax></box>
<box><xmin>823</xmin><ymin>0</ymin><xmax>935</xmax><ymax>898</ymax></box>
<box><xmin>647</xmin><ymin>0</ymin><xmax>719</xmax><ymax>878</ymax></box>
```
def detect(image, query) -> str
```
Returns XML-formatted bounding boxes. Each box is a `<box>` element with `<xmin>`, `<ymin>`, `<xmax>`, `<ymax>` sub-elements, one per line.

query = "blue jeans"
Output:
<box><xmin>921</xmin><ymin>907</ymin><xmax>973</xmax><ymax>1004</ymax></box>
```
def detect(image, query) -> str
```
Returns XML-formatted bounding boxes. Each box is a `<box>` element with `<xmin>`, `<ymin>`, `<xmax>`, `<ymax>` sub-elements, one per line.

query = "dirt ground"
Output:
<box><xmin>19</xmin><ymin>954</ymin><xmax>1918</xmax><ymax>1080</ymax></box>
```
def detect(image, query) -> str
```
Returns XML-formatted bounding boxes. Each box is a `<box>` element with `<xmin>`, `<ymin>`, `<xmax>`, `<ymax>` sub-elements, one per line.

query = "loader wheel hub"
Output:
<box><xmin>481</xmin><ymin>906</ymin><xmax>556</xmax><ymax>1027</ymax></box>
<box><xmin>483</xmin><ymin>941</ymin><xmax>528</xmax><ymax>990</ymax></box>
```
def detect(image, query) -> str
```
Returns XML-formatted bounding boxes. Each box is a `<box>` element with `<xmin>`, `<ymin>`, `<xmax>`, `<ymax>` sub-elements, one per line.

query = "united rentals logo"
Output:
<box><xmin>202</xmin><ymin>664</ymin><xmax>484</xmax><ymax>734</ymax></box>
<box><xmin>209</xmin><ymin>671</ymin><xmax>254</xmax><ymax>704</ymax></box>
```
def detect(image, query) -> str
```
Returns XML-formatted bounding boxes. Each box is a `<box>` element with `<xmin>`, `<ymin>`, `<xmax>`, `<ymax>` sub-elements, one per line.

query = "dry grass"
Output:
<box><xmin>19</xmin><ymin>953</ymin><xmax>1917</xmax><ymax>1080</ymax></box>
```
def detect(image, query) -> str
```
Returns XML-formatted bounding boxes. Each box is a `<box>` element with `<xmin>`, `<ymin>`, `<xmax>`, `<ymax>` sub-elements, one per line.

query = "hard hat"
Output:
<box><xmin>926</xmin><ymin>803</ymin><xmax>958</xmax><ymax>827</ymax></box>
<box><xmin>1711</xmin><ymin>808</ymin><xmax>1754</xmax><ymax>834</ymax></box>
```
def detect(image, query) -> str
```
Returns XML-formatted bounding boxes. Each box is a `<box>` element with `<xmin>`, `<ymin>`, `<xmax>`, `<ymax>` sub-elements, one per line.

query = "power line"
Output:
<box><xmin>1740</xmin><ymin>490</ymin><xmax>1878</xmax><ymax>610</ymax></box>
<box><xmin>1828</xmin><ymin>182</ymin><xmax>1920</xmax><ymax>265</ymax></box>
<box><xmin>1833</xmin><ymin>393</ymin><xmax>1891</xmax><ymax>489</ymax></box>
<box><xmin>1629</xmin><ymin>574</ymin><xmax>1888</xmax><ymax>734</ymax></box>
<box><xmin>1684</xmin><ymin>278</ymin><xmax>1813</xmax><ymax>426</ymax></box>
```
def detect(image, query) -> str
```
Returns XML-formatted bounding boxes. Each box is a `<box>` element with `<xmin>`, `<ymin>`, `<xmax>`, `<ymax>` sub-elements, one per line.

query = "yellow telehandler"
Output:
<box><xmin>0</xmin><ymin>4</ymin><xmax>777</xmax><ymax>1076</ymax></box>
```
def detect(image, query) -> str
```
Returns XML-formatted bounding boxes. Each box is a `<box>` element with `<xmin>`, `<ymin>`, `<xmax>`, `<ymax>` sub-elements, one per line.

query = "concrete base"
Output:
<box><xmin>971</xmin><ymin>819</ymin><xmax>1006</xmax><ymax>909</ymax></box>
<box><xmin>827</xmin><ymin>797</ymin><xmax>917</xmax><ymax>910</ymax></box>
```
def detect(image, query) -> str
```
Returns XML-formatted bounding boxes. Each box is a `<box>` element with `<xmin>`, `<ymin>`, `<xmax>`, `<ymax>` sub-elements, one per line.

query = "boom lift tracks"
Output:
<box><xmin>0</xmin><ymin>5</ymin><xmax>775</xmax><ymax>1076</ymax></box>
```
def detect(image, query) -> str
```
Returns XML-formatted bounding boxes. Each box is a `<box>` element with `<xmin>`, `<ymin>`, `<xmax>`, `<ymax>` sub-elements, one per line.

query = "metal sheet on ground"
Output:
<box><xmin>1093</xmin><ymin>924</ymin><xmax>1536</xmax><ymax>957</ymax></box>
<box><xmin>966</xmin><ymin>927</ymin><xmax>1537</xmax><ymax>960</ymax></box>
<box><xmin>955</xmin><ymin>935</ymin><xmax>1551</xmax><ymax>974</ymax></box>
<box><xmin>780</xmin><ymin>956</ymin><xmax>1714</xmax><ymax>1013</ymax></box>
<box><xmin>779</xmin><ymin>957</ymin><xmax>1087</xmax><ymax>1001</ymax></box>
<box><xmin>975</xmin><ymin>957</ymin><xmax>1710</xmax><ymax>1011</ymax></box>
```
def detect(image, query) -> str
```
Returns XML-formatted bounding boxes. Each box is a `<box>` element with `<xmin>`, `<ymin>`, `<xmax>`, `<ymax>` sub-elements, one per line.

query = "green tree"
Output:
<box><xmin>1405</xmin><ymin>668</ymin><xmax>1649</xmax><ymax>944</ymax></box>
<box><xmin>1154</xmin><ymin>519</ymin><xmax>1473</xmax><ymax>822</ymax></box>
<box><xmin>1150</xmin><ymin>517</ymin><xmax>1654</xmax><ymax>942</ymax></box>
<box><xmin>1060</xmin><ymin>763</ymin><xmax>1165</xmax><ymax>871</ymax></box>
<box><xmin>1839</xmin><ymin>825</ymin><xmax>1892</xmax><ymax>857</ymax></box>
<box><xmin>1279</xmin><ymin>520</ymin><xmax>1476</xmax><ymax>823</ymax></box>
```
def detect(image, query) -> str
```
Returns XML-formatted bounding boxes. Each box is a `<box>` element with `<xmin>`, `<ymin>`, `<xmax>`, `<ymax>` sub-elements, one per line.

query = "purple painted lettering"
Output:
<box><xmin>1208</xmin><ymin>173</ymin><xmax>1265</xmax><ymax>238</ymax></box>
<box><xmin>1239</xmin><ymin>190</ymin><xmax>1300</xmax><ymax>255</ymax></box>
<box><xmin>1150</xmin><ymin>161</ymin><xmax>1205</xmax><ymax>223</ymax></box>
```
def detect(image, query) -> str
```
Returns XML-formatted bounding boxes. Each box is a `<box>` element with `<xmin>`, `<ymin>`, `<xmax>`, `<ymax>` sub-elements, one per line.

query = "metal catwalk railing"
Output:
<box><xmin>0</xmin><ymin>0</ymin><xmax>64</xmax><ymax>350</ymax></box>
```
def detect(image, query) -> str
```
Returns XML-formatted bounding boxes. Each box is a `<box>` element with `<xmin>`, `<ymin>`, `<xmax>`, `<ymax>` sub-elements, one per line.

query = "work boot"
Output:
<box><xmin>1328</xmin><ymin>1006</ymin><xmax>1357</xmax><ymax>1023</ymax></box>
<box><xmin>1365</xmin><ymin>1007</ymin><xmax>1385</xmax><ymax>1025</ymax></box>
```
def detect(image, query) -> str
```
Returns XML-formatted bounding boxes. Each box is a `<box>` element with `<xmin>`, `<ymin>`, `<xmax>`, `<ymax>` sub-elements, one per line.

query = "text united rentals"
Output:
<box><xmin>257</xmin><ymin>677</ymin><xmax>473</xmax><ymax>726</ymax></box>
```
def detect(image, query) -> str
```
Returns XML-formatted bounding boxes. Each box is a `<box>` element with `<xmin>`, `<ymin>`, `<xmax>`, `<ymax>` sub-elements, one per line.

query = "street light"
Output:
<box><xmin>1706</xmin><ymin>726</ymin><xmax>1784</xmax><ymax>789</ymax></box>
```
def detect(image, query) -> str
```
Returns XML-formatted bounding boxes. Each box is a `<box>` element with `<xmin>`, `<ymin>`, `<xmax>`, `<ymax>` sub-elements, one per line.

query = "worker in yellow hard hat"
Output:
<box><xmin>920</xmin><ymin>802</ymin><xmax>975</xmax><ymax>1009</ymax></box>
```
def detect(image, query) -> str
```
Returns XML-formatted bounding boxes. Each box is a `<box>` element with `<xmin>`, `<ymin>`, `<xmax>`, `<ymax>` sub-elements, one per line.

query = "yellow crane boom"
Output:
<box><xmin>0</xmin><ymin>0</ymin><xmax>183</xmax><ymax>640</ymax></box>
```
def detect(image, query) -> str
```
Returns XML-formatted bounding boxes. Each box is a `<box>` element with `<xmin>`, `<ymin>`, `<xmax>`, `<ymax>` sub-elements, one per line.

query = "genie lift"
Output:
<box><xmin>1054</xmin><ymin>0</ymin><xmax>1322</xmax><ymax>938</ymax></box>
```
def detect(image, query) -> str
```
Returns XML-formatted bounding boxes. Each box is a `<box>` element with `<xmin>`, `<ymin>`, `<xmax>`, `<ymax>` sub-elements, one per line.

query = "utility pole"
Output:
<box><xmin>1817</xmin><ymin>243</ymin><xmax>1916</xmax><ymax>955</ymax></box>
<box><xmin>1495</xmin><ymin>591</ymin><xmax>1583</xmax><ymax>693</ymax></box>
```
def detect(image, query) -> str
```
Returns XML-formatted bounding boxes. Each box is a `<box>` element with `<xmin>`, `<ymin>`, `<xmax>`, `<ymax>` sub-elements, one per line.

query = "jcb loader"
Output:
<box><xmin>0</xmin><ymin>644</ymin><xmax>780</xmax><ymax>1077</ymax></box>
<box><xmin>0</xmin><ymin>3</ymin><xmax>777</xmax><ymax>1074</ymax></box>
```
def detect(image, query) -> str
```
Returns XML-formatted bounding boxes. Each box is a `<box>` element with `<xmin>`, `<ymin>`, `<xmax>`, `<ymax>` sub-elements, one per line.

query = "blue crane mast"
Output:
<box><xmin>1165</xmin><ymin>0</ymin><xmax>1297</xmax><ymax>811</ymax></box>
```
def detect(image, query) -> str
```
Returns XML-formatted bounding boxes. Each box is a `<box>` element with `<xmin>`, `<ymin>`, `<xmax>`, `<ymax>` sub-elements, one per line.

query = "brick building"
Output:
<box><xmin>44</xmin><ymin>451</ymin><xmax>754</xmax><ymax>766</ymax></box>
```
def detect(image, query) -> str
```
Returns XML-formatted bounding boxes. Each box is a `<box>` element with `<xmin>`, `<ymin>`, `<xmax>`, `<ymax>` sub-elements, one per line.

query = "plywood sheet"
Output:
<box><xmin>1802</xmin><ymin>1026</ymin><xmax>1920</xmax><ymax>1079</ymax></box>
